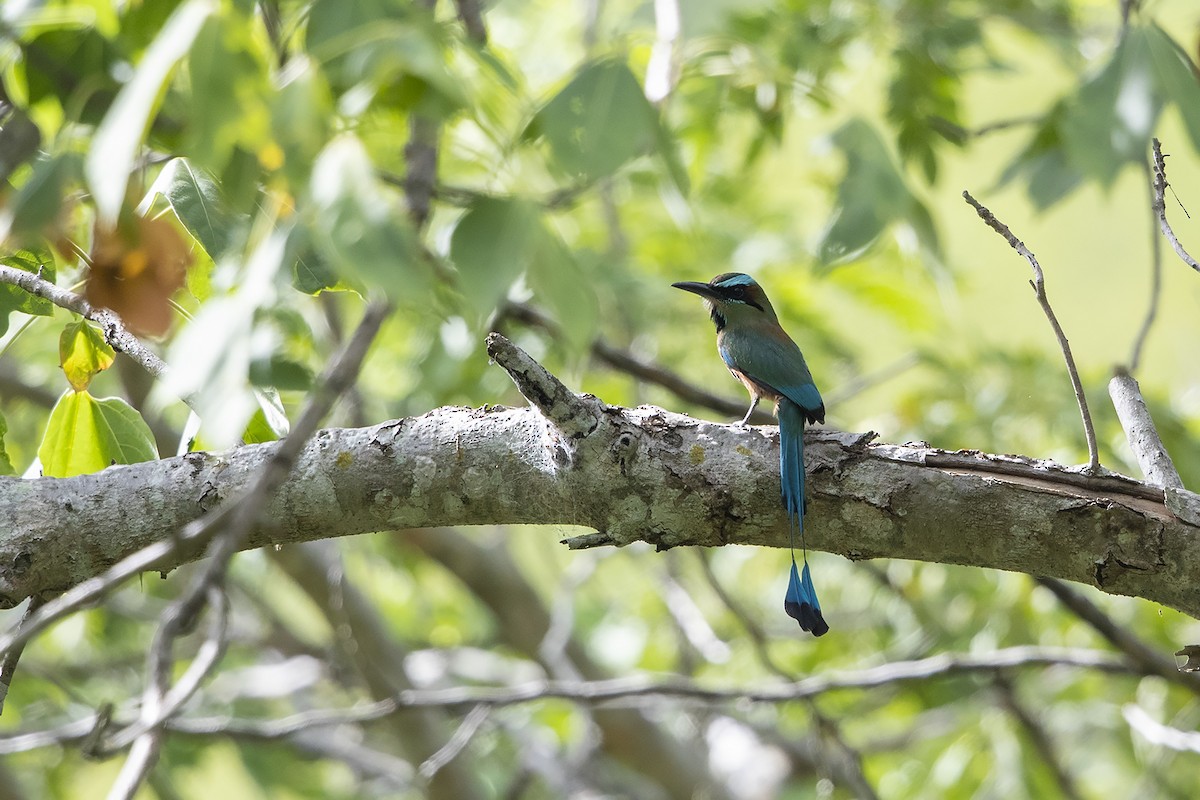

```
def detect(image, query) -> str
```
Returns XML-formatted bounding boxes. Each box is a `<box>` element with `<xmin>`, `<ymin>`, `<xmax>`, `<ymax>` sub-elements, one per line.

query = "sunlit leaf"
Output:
<box><xmin>997</xmin><ymin>104</ymin><xmax>1084</xmax><ymax>210</ymax></box>
<box><xmin>527</xmin><ymin>236</ymin><xmax>596</xmax><ymax>351</ymax></box>
<box><xmin>59</xmin><ymin>321</ymin><xmax>115</xmax><ymax>393</ymax></box>
<box><xmin>184</xmin><ymin>10</ymin><xmax>271</xmax><ymax>174</ymax></box>
<box><xmin>271</xmin><ymin>57</ymin><xmax>334</xmax><ymax>186</ymax></box>
<box><xmin>1061</xmin><ymin>27</ymin><xmax>1161</xmax><ymax>187</ymax></box>
<box><xmin>23</xmin><ymin>26</ymin><xmax>123</xmax><ymax>126</ymax></box>
<box><xmin>38</xmin><ymin>391</ymin><xmax>158</xmax><ymax>478</ymax></box>
<box><xmin>305</xmin><ymin>0</ymin><xmax>463</xmax><ymax>114</ymax></box>
<box><xmin>1143</xmin><ymin>24</ymin><xmax>1200</xmax><ymax>159</ymax></box>
<box><xmin>148</xmin><ymin>158</ymin><xmax>243</xmax><ymax>262</ymax></box>
<box><xmin>249</xmin><ymin>354</ymin><xmax>313</xmax><ymax>391</ymax></box>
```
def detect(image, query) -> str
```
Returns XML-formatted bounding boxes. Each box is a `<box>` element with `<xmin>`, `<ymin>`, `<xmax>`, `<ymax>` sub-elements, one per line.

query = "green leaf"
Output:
<box><xmin>308</xmin><ymin>135</ymin><xmax>426</xmax><ymax>301</ymax></box>
<box><xmin>527</xmin><ymin>239</ymin><xmax>597</xmax><ymax>352</ymax></box>
<box><xmin>24</xmin><ymin>27</ymin><xmax>123</xmax><ymax>126</ymax></box>
<box><xmin>156</xmin><ymin>228</ymin><xmax>287</xmax><ymax>449</ymax></box>
<box><xmin>817</xmin><ymin>119</ymin><xmax>939</xmax><ymax>264</ymax></box>
<box><xmin>1142</xmin><ymin>25</ymin><xmax>1200</xmax><ymax>159</ymax></box>
<box><xmin>0</xmin><ymin>412</ymin><xmax>14</xmax><ymax>476</ymax></box>
<box><xmin>249</xmin><ymin>355</ymin><xmax>313</xmax><ymax>391</ymax></box>
<box><xmin>85</xmin><ymin>0</ymin><xmax>213</xmax><ymax>225</ymax></box>
<box><xmin>449</xmin><ymin>197</ymin><xmax>542</xmax><ymax>322</ymax></box>
<box><xmin>527</xmin><ymin>59</ymin><xmax>662</xmax><ymax>182</ymax></box>
<box><xmin>271</xmin><ymin>57</ymin><xmax>334</xmax><ymax>186</ymax></box>
<box><xmin>287</xmin><ymin>223</ymin><xmax>348</xmax><ymax>295</ymax></box>
<box><xmin>0</xmin><ymin>248</ymin><xmax>57</xmax><ymax>336</ymax></box>
<box><xmin>1061</xmin><ymin>26</ymin><xmax>1161</xmax><ymax>187</ymax></box>
<box><xmin>184</xmin><ymin>11</ymin><xmax>271</xmax><ymax>174</ymax></box>
<box><xmin>0</xmin><ymin>152</ymin><xmax>79</xmax><ymax>243</ymax></box>
<box><xmin>59</xmin><ymin>321</ymin><xmax>115</xmax><ymax>393</ymax></box>
<box><xmin>39</xmin><ymin>391</ymin><xmax>158</xmax><ymax>478</ymax></box>
<box><xmin>243</xmin><ymin>388</ymin><xmax>290</xmax><ymax>443</ymax></box>
<box><xmin>148</xmin><ymin>158</ymin><xmax>243</xmax><ymax>261</ymax></box>
<box><xmin>305</xmin><ymin>0</ymin><xmax>463</xmax><ymax>114</ymax></box>
<box><xmin>996</xmin><ymin>104</ymin><xmax>1084</xmax><ymax>210</ymax></box>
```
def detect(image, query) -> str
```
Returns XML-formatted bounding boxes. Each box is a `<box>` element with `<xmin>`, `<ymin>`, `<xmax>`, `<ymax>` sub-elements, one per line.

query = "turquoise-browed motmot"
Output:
<box><xmin>673</xmin><ymin>273</ymin><xmax>829</xmax><ymax>636</ymax></box>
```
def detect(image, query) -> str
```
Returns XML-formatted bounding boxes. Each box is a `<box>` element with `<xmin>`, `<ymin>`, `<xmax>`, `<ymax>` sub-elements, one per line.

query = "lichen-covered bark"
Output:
<box><xmin>0</xmin><ymin>400</ymin><xmax>1197</xmax><ymax>618</ymax></box>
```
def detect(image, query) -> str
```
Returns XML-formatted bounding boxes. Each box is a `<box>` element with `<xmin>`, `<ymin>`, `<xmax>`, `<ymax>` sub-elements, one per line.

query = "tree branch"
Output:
<box><xmin>0</xmin><ymin>334</ymin><xmax>1198</xmax><ymax>647</ymax></box>
<box><xmin>0</xmin><ymin>645</ymin><xmax>1137</xmax><ymax>756</ymax></box>
<box><xmin>0</xmin><ymin>265</ymin><xmax>170</xmax><ymax>383</ymax></box>
<box><xmin>1151</xmin><ymin>138</ymin><xmax>1199</xmax><ymax>273</ymax></box>
<box><xmin>963</xmin><ymin>191</ymin><xmax>1100</xmax><ymax>471</ymax></box>
<box><xmin>1107</xmin><ymin>368</ymin><xmax>1183</xmax><ymax>490</ymax></box>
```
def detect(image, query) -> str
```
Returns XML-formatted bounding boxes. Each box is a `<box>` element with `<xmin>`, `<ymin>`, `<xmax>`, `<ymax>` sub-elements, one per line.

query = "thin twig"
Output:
<box><xmin>0</xmin><ymin>597</ymin><xmax>45</xmax><ymax>715</ymax></box>
<box><xmin>0</xmin><ymin>646</ymin><xmax>1135</xmax><ymax>756</ymax></box>
<box><xmin>105</xmin><ymin>586</ymin><xmax>228</xmax><ymax>800</ymax></box>
<box><xmin>99</xmin><ymin>299</ymin><xmax>390</xmax><ymax>796</ymax></box>
<box><xmin>1124</xmin><ymin>704</ymin><xmax>1200</xmax><ymax>753</ymax></box>
<box><xmin>962</xmin><ymin>191</ymin><xmax>1100</xmax><ymax>471</ymax></box>
<box><xmin>0</xmin><ymin>265</ymin><xmax>171</xmax><ymax>383</ymax></box>
<box><xmin>1035</xmin><ymin>577</ymin><xmax>1200</xmax><ymax>692</ymax></box>
<box><xmin>1151</xmin><ymin>139</ymin><xmax>1200</xmax><ymax>273</ymax></box>
<box><xmin>993</xmin><ymin>675</ymin><xmax>1085</xmax><ymax>800</ymax></box>
<box><xmin>418</xmin><ymin>704</ymin><xmax>490</xmax><ymax>782</ymax></box>
<box><xmin>452</xmin><ymin>0</ymin><xmax>487</xmax><ymax>44</ymax></box>
<box><xmin>101</xmin><ymin>586</ymin><xmax>230</xmax><ymax>755</ymax></box>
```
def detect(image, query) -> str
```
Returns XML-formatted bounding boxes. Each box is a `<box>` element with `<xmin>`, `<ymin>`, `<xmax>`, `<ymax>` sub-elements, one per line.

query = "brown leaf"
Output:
<box><xmin>87</xmin><ymin>215</ymin><xmax>191</xmax><ymax>336</ymax></box>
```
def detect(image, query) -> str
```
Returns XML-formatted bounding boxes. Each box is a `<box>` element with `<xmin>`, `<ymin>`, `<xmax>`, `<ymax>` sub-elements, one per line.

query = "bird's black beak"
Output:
<box><xmin>672</xmin><ymin>281</ymin><xmax>722</xmax><ymax>302</ymax></box>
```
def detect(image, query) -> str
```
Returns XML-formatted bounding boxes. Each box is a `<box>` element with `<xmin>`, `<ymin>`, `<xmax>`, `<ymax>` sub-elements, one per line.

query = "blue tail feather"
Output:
<box><xmin>784</xmin><ymin>562</ymin><xmax>829</xmax><ymax>636</ymax></box>
<box><xmin>778</xmin><ymin>400</ymin><xmax>828</xmax><ymax>636</ymax></box>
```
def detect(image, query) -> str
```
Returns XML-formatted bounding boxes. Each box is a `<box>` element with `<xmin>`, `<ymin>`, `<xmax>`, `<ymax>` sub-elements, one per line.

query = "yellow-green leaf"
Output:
<box><xmin>59</xmin><ymin>321</ymin><xmax>115</xmax><ymax>393</ymax></box>
<box><xmin>39</xmin><ymin>392</ymin><xmax>158</xmax><ymax>478</ymax></box>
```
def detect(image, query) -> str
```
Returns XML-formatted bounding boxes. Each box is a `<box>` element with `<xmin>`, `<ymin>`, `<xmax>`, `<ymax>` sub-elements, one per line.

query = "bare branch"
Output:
<box><xmin>1151</xmin><ymin>139</ymin><xmax>1199</xmax><ymax>273</ymax></box>
<box><xmin>0</xmin><ymin>397</ymin><xmax>1197</xmax><ymax>627</ymax></box>
<box><xmin>0</xmin><ymin>645</ymin><xmax>1148</xmax><ymax>763</ymax></box>
<box><xmin>993</xmin><ymin>675</ymin><xmax>1084</xmax><ymax>800</ymax></box>
<box><xmin>0</xmin><ymin>265</ymin><xmax>170</xmax><ymax>384</ymax></box>
<box><xmin>0</xmin><ymin>597</ymin><xmax>43</xmax><ymax>715</ymax></box>
<box><xmin>105</xmin><ymin>586</ymin><xmax>228</xmax><ymax>800</ymax></box>
<box><xmin>495</xmin><ymin>301</ymin><xmax>774</xmax><ymax>424</ymax></box>
<box><xmin>1035</xmin><ymin>577</ymin><xmax>1199</xmax><ymax>692</ymax></box>
<box><xmin>962</xmin><ymin>190</ymin><xmax>1100</xmax><ymax>471</ymax></box>
<box><xmin>487</xmin><ymin>332</ymin><xmax>603</xmax><ymax>437</ymax></box>
<box><xmin>1123</xmin><ymin>704</ymin><xmax>1200</xmax><ymax>753</ymax></box>
<box><xmin>1107</xmin><ymin>369</ymin><xmax>1183</xmax><ymax>490</ymax></box>
<box><xmin>452</xmin><ymin>0</ymin><xmax>487</xmax><ymax>44</ymax></box>
<box><xmin>418</xmin><ymin>705</ymin><xmax>490</xmax><ymax>782</ymax></box>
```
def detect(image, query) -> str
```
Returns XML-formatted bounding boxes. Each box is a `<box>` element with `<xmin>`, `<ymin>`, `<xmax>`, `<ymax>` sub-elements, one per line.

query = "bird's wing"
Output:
<box><xmin>719</xmin><ymin>328</ymin><xmax>824</xmax><ymax>418</ymax></box>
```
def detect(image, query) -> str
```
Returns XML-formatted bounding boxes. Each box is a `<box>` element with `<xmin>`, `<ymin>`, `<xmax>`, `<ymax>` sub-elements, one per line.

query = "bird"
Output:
<box><xmin>672</xmin><ymin>272</ymin><xmax>829</xmax><ymax>636</ymax></box>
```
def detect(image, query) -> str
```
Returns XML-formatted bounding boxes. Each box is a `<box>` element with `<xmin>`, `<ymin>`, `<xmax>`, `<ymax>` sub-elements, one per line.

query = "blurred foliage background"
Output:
<box><xmin>2</xmin><ymin>0</ymin><xmax>1200</xmax><ymax>797</ymax></box>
